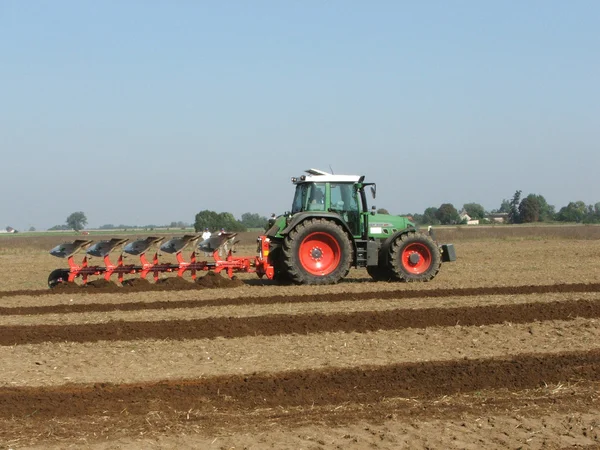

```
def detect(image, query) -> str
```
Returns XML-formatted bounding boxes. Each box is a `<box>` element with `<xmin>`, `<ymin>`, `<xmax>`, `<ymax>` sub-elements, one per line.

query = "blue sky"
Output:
<box><xmin>1</xmin><ymin>1</ymin><xmax>599</xmax><ymax>230</ymax></box>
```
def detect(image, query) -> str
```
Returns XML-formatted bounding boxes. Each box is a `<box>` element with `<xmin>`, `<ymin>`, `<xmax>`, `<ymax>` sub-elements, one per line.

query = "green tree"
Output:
<box><xmin>407</xmin><ymin>213</ymin><xmax>423</xmax><ymax>224</ymax></box>
<box><xmin>218</xmin><ymin>212</ymin><xmax>247</xmax><ymax>232</ymax></box>
<box><xmin>240</xmin><ymin>212</ymin><xmax>268</xmax><ymax>229</ymax></box>
<box><xmin>421</xmin><ymin>207</ymin><xmax>440</xmax><ymax>225</ymax></box>
<box><xmin>48</xmin><ymin>224</ymin><xmax>70</xmax><ymax>231</ymax></box>
<box><xmin>66</xmin><ymin>211</ymin><xmax>87</xmax><ymax>232</ymax></box>
<box><xmin>518</xmin><ymin>196</ymin><xmax>541</xmax><ymax>223</ymax></box>
<box><xmin>462</xmin><ymin>203</ymin><xmax>486</xmax><ymax>220</ymax></box>
<box><xmin>495</xmin><ymin>199</ymin><xmax>511</xmax><ymax>214</ymax></box>
<box><xmin>508</xmin><ymin>190</ymin><xmax>522</xmax><ymax>224</ymax></box>
<box><xmin>526</xmin><ymin>194</ymin><xmax>554</xmax><ymax>222</ymax></box>
<box><xmin>435</xmin><ymin>203</ymin><xmax>460</xmax><ymax>225</ymax></box>
<box><xmin>556</xmin><ymin>201</ymin><xmax>587</xmax><ymax>223</ymax></box>
<box><xmin>194</xmin><ymin>210</ymin><xmax>221</xmax><ymax>232</ymax></box>
<box><xmin>194</xmin><ymin>210</ymin><xmax>247</xmax><ymax>232</ymax></box>
<box><xmin>376</xmin><ymin>208</ymin><xmax>390</xmax><ymax>214</ymax></box>
<box><xmin>169</xmin><ymin>221</ymin><xmax>189</xmax><ymax>229</ymax></box>
<box><xmin>591</xmin><ymin>202</ymin><xmax>600</xmax><ymax>223</ymax></box>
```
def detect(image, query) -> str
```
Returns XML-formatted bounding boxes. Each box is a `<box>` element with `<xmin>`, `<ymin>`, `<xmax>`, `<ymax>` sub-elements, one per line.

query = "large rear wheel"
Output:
<box><xmin>389</xmin><ymin>231</ymin><xmax>441</xmax><ymax>282</ymax></box>
<box><xmin>282</xmin><ymin>219</ymin><xmax>352</xmax><ymax>285</ymax></box>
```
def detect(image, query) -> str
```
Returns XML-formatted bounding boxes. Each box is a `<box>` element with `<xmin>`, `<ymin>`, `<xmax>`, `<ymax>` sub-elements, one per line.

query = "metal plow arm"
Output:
<box><xmin>50</xmin><ymin>240</ymin><xmax>93</xmax><ymax>258</ymax></box>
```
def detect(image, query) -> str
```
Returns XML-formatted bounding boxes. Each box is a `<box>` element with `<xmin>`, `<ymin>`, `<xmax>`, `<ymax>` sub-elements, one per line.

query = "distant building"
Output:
<box><xmin>459</xmin><ymin>210</ymin><xmax>479</xmax><ymax>225</ymax></box>
<box><xmin>486</xmin><ymin>213</ymin><xmax>508</xmax><ymax>224</ymax></box>
<box><xmin>0</xmin><ymin>226</ymin><xmax>17</xmax><ymax>233</ymax></box>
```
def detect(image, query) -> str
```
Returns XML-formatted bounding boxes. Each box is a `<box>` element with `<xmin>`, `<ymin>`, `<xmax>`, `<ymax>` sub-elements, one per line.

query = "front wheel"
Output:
<box><xmin>389</xmin><ymin>232</ymin><xmax>441</xmax><ymax>282</ymax></box>
<box><xmin>282</xmin><ymin>219</ymin><xmax>352</xmax><ymax>285</ymax></box>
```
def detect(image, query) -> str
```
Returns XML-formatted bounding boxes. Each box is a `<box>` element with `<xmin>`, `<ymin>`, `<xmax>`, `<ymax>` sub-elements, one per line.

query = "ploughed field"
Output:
<box><xmin>1</xmin><ymin>226</ymin><xmax>600</xmax><ymax>449</ymax></box>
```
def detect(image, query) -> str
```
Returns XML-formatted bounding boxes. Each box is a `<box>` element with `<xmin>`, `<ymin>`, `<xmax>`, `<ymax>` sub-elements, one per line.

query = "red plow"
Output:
<box><xmin>48</xmin><ymin>233</ymin><xmax>275</xmax><ymax>288</ymax></box>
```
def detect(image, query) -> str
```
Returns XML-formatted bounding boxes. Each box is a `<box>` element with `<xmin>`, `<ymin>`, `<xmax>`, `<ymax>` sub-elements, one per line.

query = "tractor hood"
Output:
<box><xmin>367</xmin><ymin>214</ymin><xmax>415</xmax><ymax>239</ymax></box>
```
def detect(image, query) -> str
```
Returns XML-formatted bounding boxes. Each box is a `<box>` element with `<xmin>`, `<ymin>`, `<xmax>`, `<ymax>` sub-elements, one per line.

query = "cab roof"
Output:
<box><xmin>292</xmin><ymin>168</ymin><xmax>362</xmax><ymax>184</ymax></box>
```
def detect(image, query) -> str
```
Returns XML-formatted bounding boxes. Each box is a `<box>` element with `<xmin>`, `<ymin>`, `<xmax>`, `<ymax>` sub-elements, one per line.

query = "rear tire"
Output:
<box><xmin>389</xmin><ymin>231</ymin><xmax>441</xmax><ymax>282</ymax></box>
<box><xmin>282</xmin><ymin>219</ymin><xmax>352</xmax><ymax>285</ymax></box>
<box><xmin>48</xmin><ymin>269</ymin><xmax>70</xmax><ymax>288</ymax></box>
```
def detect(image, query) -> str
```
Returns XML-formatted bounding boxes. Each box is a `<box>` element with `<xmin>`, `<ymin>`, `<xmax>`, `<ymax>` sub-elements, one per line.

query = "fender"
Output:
<box><xmin>281</xmin><ymin>212</ymin><xmax>355</xmax><ymax>237</ymax></box>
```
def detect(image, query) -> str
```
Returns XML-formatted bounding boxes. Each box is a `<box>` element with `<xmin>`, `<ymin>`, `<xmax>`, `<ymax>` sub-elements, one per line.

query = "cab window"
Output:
<box><xmin>330</xmin><ymin>183</ymin><xmax>361</xmax><ymax>235</ymax></box>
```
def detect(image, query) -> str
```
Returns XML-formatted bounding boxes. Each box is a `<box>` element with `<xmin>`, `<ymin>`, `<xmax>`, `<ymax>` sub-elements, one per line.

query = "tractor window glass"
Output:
<box><xmin>330</xmin><ymin>184</ymin><xmax>359</xmax><ymax>212</ymax></box>
<box><xmin>307</xmin><ymin>183</ymin><xmax>326</xmax><ymax>211</ymax></box>
<box><xmin>291</xmin><ymin>185</ymin><xmax>307</xmax><ymax>213</ymax></box>
<box><xmin>330</xmin><ymin>184</ymin><xmax>360</xmax><ymax>235</ymax></box>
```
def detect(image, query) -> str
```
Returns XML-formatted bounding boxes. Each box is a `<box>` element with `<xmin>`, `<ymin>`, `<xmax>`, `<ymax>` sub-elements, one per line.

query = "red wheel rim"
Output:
<box><xmin>401</xmin><ymin>243</ymin><xmax>432</xmax><ymax>274</ymax></box>
<box><xmin>299</xmin><ymin>232</ymin><xmax>341</xmax><ymax>276</ymax></box>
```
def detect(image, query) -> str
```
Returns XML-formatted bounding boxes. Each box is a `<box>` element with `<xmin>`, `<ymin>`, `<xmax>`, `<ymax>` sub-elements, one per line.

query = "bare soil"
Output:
<box><xmin>1</xmin><ymin>233</ymin><xmax>600</xmax><ymax>449</ymax></box>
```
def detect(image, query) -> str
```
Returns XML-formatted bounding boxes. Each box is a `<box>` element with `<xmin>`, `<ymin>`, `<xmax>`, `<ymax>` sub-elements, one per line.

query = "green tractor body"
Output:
<box><xmin>265</xmin><ymin>169</ymin><xmax>456</xmax><ymax>285</ymax></box>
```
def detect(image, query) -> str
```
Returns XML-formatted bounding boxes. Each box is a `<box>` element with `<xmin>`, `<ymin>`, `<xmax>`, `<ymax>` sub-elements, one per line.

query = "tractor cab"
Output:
<box><xmin>290</xmin><ymin>176</ymin><xmax>363</xmax><ymax>237</ymax></box>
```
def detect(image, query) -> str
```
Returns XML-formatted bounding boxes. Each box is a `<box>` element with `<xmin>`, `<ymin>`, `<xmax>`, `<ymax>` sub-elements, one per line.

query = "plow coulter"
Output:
<box><xmin>48</xmin><ymin>234</ymin><xmax>275</xmax><ymax>288</ymax></box>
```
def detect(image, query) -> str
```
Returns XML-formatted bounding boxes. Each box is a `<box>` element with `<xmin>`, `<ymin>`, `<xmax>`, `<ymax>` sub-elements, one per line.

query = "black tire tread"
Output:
<box><xmin>388</xmin><ymin>231</ymin><xmax>441</xmax><ymax>282</ymax></box>
<box><xmin>282</xmin><ymin>218</ymin><xmax>353</xmax><ymax>285</ymax></box>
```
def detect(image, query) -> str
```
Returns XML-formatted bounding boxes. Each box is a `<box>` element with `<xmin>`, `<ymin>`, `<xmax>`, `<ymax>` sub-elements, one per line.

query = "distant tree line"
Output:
<box><xmin>48</xmin><ymin>210</ymin><xmax>270</xmax><ymax>232</ymax></box>
<box><xmin>47</xmin><ymin>193</ymin><xmax>600</xmax><ymax>233</ymax></box>
<box><xmin>193</xmin><ymin>211</ymin><xmax>269</xmax><ymax>232</ymax></box>
<box><xmin>404</xmin><ymin>191</ymin><xmax>600</xmax><ymax>225</ymax></box>
<box><xmin>98</xmin><ymin>221</ymin><xmax>191</xmax><ymax>230</ymax></box>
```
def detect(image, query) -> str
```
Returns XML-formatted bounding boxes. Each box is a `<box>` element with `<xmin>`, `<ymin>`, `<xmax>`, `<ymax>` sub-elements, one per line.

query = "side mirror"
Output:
<box><xmin>370</xmin><ymin>185</ymin><xmax>377</xmax><ymax>199</ymax></box>
<box><xmin>371</xmin><ymin>206</ymin><xmax>376</xmax><ymax>215</ymax></box>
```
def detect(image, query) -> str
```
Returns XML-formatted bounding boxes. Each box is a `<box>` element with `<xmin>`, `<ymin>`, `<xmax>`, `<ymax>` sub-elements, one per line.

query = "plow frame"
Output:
<box><xmin>50</xmin><ymin>235</ymin><xmax>275</xmax><ymax>287</ymax></box>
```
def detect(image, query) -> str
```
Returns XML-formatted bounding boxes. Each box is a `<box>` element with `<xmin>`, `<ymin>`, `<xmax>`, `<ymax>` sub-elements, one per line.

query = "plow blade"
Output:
<box><xmin>123</xmin><ymin>237</ymin><xmax>165</xmax><ymax>255</ymax></box>
<box><xmin>160</xmin><ymin>235</ymin><xmax>200</xmax><ymax>254</ymax></box>
<box><xmin>198</xmin><ymin>233</ymin><xmax>238</xmax><ymax>253</ymax></box>
<box><xmin>199</xmin><ymin>233</ymin><xmax>239</xmax><ymax>260</ymax></box>
<box><xmin>86</xmin><ymin>239</ymin><xmax>129</xmax><ymax>258</ymax></box>
<box><xmin>50</xmin><ymin>240</ymin><xmax>93</xmax><ymax>258</ymax></box>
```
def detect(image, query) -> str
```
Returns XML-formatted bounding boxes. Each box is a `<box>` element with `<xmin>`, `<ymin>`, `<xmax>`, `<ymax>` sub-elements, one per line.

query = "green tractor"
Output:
<box><xmin>265</xmin><ymin>169</ymin><xmax>456</xmax><ymax>285</ymax></box>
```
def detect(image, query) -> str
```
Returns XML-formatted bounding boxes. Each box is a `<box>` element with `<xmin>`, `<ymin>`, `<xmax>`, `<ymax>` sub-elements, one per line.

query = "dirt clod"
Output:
<box><xmin>83</xmin><ymin>280</ymin><xmax>121</xmax><ymax>292</ymax></box>
<box><xmin>52</xmin><ymin>282</ymin><xmax>81</xmax><ymax>292</ymax></box>
<box><xmin>155</xmin><ymin>277</ymin><xmax>193</xmax><ymax>288</ymax></box>
<box><xmin>196</xmin><ymin>272</ymin><xmax>244</xmax><ymax>288</ymax></box>
<box><xmin>121</xmin><ymin>278</ymin><xmax>151</xmax><ymax>289</ymax></box>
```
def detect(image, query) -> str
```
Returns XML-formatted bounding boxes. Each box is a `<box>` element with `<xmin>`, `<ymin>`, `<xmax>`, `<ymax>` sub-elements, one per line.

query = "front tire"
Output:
<box><xmin>389</xmin><ymin>231</ymin><xmax>441</xmax><ymax>282</ymax></box>
<box><xmin>282</xmin><ymin>219</ymin><xmax>352</xmax><ymax>285</ymax></box>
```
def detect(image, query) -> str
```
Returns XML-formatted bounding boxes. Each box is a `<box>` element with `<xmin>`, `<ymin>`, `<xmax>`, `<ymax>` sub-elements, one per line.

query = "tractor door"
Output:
<box><xmin>329</xmin><ymin>183</ymin><xmax>362</xmax><ymax>238</ymax></box>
